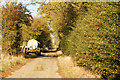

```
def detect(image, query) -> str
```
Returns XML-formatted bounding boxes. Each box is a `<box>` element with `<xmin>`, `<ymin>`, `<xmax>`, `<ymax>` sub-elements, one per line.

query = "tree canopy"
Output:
<box><xmin>38</xmin><ymin>2</ymin><xmax>120</xmax><ymax>79</ymax></box>
<box><xmin>2</xmin><ymin>2</ymin><xmax>33</xmax><ymax>55</ymax></box>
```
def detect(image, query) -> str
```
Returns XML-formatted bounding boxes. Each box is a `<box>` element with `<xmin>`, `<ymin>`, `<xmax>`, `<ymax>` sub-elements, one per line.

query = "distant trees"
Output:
<box><xmin>38</xmin><ymin>2</ymin><xmax>77</xmax><ymax>49</ymax></box>
<box><xmin>37</xmin><ymin>30</ymin><xmax>51</xmax><ymax>49</ymax></box>
<box><xmin>2</xmin><ymin>2</ymin><xmax>33</xmax><ymax>55</ymax></box>
<box><xmin>22</xmin><ymin>17</ymin><xmax>52</xmax><ymax>49</ymax></box>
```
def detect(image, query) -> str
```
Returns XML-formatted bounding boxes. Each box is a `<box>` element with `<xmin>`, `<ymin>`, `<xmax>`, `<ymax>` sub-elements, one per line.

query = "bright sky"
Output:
<box><xmin>0</xmin><ymin>0</ymin><xmax>49</xmax><ymax>17</ymax></box>
<box><xmin>26</xmin><ymin>3</ymin><xmax>41</xmax><ymax>17</ymax></box>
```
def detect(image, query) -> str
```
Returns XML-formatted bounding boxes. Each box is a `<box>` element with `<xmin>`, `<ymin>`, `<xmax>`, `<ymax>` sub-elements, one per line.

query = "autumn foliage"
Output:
<box><xmin>2</xmin><ymin>2</ymin><xmax>33</xmax><ymax>55</ymax></box>
<box><xmin>1</xmin><ymin>1</ymin><xmax>120</xmax><ymax>79</ymax></box>
<box><xmin>2</xmin><ymin>2</ymin><xmax>52</xmax><ymax>55</ymax></box>
<box><xmin>39</xmin><ymin>2</ymin><xmax>120</xmax><ymax>79</ymax></box>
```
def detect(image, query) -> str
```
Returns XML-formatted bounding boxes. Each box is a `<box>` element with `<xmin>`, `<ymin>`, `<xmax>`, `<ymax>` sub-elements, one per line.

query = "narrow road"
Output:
<box><xmin>7</xmin><ymin>57</ymin><xmax>62</xmax><ymax>78</ymax></box>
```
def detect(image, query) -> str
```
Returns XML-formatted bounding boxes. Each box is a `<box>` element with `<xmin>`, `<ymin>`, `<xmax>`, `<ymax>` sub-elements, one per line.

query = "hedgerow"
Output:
<box><xmin>60</xmin><ymin>2</ymin><xmax>120</xmax><ymax>79</ymax></box>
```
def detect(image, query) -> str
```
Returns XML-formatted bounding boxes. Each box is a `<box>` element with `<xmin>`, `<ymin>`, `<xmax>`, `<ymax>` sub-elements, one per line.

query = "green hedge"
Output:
<box><xmin>60</xmin><ymin>2</ymin><xmax>120</xmax><ymax>79</ymax></box>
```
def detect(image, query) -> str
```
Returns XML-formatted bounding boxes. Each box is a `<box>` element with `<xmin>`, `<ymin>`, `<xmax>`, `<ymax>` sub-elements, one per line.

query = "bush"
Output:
<box><xmin>60</xmin><ymin>2</ymin><xmax>120</xmax><ymax>79</ymax></box>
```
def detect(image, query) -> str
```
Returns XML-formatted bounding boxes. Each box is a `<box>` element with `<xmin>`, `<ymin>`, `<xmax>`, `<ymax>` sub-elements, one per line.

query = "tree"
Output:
<box><xmin>38</xmin><ymin>2</ymin><xmax>120</xmax><ymax>79</ymax></box>
<box><xmin>21</xmin><ymin>16</ymin><xmax>52</xmax><ymax>49</ymax></box>
<box><xmin>2</xmin><ymin>2</ymin><xmax>32</xmax><ymax>55</ymax></box>
<box><xmin>38</xmin><ymin>2</ymin><xmax>80</xmax><ymax>49</ymax></box>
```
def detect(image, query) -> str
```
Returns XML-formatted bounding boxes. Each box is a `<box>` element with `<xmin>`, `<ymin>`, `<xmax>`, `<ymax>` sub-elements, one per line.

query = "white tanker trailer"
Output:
<box><xmin>23</xmin><ymin>39</ymin><xmax>41</xmax><ymax>56</ymax></box>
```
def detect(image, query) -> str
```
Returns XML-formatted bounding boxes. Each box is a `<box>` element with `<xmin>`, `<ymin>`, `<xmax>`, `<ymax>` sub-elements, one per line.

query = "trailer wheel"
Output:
<box><xmin>36</xmin><ymin>51</ymin><xmax>40</xmax><ymax>56</ymax></box>
<box><xmin>37</xmin><ymin>53</ymin><xmax>40</xmax><ymax>56</ymax></box>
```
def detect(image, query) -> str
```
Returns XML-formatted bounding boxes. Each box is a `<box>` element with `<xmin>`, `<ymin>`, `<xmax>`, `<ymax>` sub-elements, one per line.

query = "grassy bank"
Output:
<box><xmin>1</xmin><ymin>54</ymin><xmax>36</xmax><ymax>78</ymax></box>
<box><xmin>1</xmin><ymin>54</ymin><xmax>26</xmax><ymax>72</ymax></box>
<box><xmin>57</xmin><ymin>56</ymin><xmax>101</xmax><ymax>78</ymax></box>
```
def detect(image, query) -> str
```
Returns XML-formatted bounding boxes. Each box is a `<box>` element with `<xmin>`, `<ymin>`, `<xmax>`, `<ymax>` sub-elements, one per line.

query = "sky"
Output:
<box><xmin>0</xmin><ymin>0</ymin><xmax>49</xmax><ymax>17</ymax></box>
<box><xmin>26</xmin><ymin>3</ymin><xmax>41</xmax><ymax>17</ymax></box>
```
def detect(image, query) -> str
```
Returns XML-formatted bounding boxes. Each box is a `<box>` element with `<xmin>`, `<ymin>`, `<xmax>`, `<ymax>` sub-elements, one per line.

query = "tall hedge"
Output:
<box><xmin>60</xmin><ymin>2</ymin><xmax>120</xmax><ymax>79</ymax></box>
<box><xmin>38</xmin><ymin>2</ymin><xmax>119</xmax><ymax>79</ymax></box>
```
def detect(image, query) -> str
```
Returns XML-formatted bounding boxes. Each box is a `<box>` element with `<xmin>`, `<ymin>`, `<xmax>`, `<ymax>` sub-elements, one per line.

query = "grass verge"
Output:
<box><xmin>1</xmin><ymin>54</ymin><xmax>35</xmax><ymax>78</ymax></box>
<box><xmin>57</xmin><ymin>56</ymin><xmax>101</xmax><ymax>78</ymax></box>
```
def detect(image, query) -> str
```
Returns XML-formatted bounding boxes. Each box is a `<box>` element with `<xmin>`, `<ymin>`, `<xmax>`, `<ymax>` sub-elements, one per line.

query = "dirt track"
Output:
<box><xmin>7</xmin><ymin>57</ymin><xmax>61</xmax><ymax>78</ymax></box>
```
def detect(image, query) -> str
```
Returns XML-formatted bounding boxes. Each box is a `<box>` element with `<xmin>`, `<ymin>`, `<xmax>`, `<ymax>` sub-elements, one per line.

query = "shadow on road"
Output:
<box><xmin>42</xmin><ymin>50</ymin><xmax>57</xmax><ymax>53</ymax></box>
<box><xmin>24</xmin><ymin>50</ymin><xmax>59</xmax><ymax>58</ymax></box>
<box><xmin>24</xmin><ymin>54</ymin><xmax>38</xmax><ymax>58</ymax></box>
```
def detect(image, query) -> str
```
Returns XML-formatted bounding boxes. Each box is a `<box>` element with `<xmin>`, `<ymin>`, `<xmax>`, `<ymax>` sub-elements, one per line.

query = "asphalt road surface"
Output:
<box><xmin>7</xmin><ymin>57</ymin><xmax>62</xmax><ymax>78</ymax></box>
